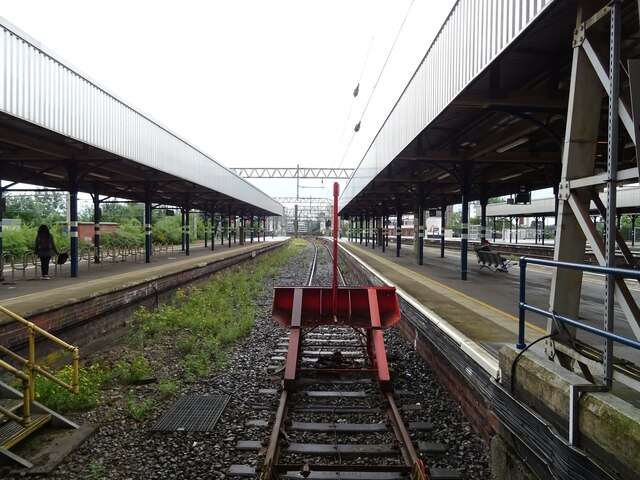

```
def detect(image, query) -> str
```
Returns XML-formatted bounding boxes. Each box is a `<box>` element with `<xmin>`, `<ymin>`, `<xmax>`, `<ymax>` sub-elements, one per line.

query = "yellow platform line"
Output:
<box><xmin>346</xmin><ymin>244</ymin><xmax>547</xmax><ymax>336</ymax></box>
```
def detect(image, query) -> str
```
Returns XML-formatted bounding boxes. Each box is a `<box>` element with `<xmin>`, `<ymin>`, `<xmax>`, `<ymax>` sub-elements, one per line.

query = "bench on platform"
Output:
<box><xmin>476</xmin><ymin>250</ymin><xmax>514</xmax><ymax>273</ymax></box>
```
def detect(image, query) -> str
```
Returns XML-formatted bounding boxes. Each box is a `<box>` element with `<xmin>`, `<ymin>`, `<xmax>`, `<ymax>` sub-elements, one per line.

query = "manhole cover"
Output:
<box><xmin>152</xmin><ymin>395</ymin><xmax>230</xmax><ymax>431</ymax></box>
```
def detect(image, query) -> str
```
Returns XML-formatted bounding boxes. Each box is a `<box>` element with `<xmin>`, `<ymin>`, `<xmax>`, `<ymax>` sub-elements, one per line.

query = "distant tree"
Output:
<box><xmin>78</xmin><ymin>201</ymin><xmax>145</xmax><ymax>224</ymax></box>
<box><xmin>154</xmin><ymin>215</ymin><xmax>182</xmax><ymax>244</ymax></box>
<box><xmin>449</xmin><ymin>211</ymin><xmax>461</xmax><ymax>236</ymax></box>
<box><xmin>4</xmin><ymin>192</ymin><xmax>66</xmax><ymax>225</ymax></box>
<box><xmin>78</xmin><ymin>203</ymin><xmax>95</xmax><ymax>222</ymax></box>
<box><xmin>78</xmin><ymin>202</ymin><xmax>203</xmax><ymax>245</ymax></box>
<box><xmin>309</xmin><ymin>221</ymin><xmax>321</xmax><ymax>235</ymax></box>
<box><xmin>101</xmin><ymin>202</ymin><xmax>145</xmax><ymax>223</ymax></box>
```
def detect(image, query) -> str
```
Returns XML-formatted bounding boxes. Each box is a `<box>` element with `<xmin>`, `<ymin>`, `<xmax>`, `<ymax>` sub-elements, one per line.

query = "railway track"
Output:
<box><xmin>229</xmin><ymin>236</ymin><xmax>461</xmax><ymax>479</ymax></box>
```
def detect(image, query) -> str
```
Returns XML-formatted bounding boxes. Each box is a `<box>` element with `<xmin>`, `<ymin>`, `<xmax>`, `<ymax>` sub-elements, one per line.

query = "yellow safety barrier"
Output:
<box><xmin>0</xmin><ymin>305</ymin><xmax>79</xmax><ymax>428</ymax></box>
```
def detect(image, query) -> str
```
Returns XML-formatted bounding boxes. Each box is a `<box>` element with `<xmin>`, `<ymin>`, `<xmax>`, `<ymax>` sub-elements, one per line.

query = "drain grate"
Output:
<box><xmin>152</xmin><ymin>395</ymin><xmax>230</xmax><ymax>431</ymax></box>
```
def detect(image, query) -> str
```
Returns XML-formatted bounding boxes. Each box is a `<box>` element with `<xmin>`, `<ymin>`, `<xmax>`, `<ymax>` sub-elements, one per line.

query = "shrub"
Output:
<box><xmin>124</xmin><ymin>392</ymin><xmax>155</xmax><ymax>421</ymax></box>
<box><xmin>158</xmin><ymin>379</ymin><xmax>179</xmax><ymax>398</ymax></box>
<box><xmin>34</xmin><ymin>363</ymin><xmax>110</xmax><ymax>413</ymax></box>
<box><xmin>113</xmin><ymin>357</ymin><xmax>151</xmax><ymax>383</ymax></box>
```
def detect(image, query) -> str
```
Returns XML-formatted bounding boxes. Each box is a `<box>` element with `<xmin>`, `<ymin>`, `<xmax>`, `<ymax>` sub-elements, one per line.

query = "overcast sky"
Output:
<box><xmin>0</xmin><ymin>0</ymin><xmax>455</xmax><ymax>200</ymax></box>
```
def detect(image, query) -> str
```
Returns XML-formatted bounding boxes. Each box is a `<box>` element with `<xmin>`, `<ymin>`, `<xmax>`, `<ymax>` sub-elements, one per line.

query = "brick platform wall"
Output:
<box><xmin>0</xmin><ymin>243</ymin><xmax>283</xmax><ymax>360</ymax></box>
<box><xmin>395</xmin><ymin>318</ymin><xmax>498</xmax><ymax>442</ymax></box>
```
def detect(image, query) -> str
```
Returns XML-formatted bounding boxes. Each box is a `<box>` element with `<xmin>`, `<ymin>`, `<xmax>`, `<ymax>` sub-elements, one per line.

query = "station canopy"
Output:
<box><xmin>339</xmin><ymin>0</ymin><xmax>639</xmax><ymax>217</ymax></box>
<box><xmin>0</xmin><ymin>16</ymin><xmax>282</xmax><ymax>217</ymax></box>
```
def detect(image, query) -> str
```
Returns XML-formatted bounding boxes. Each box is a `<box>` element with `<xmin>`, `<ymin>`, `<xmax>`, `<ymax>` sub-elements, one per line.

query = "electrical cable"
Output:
<box><xmin>331</xmin><ymin>36</ymin><xmax>374</xmax><ymax>170</ymax></box>
<box><xmin>325</xmin><ymin>1</ymin><xmax>416</xmax><ymax>202</ymax></box>
<box><xmin>324</xmin><ymin>36</ymin><xmax>376</xmax><ymax>207</ymax></box>
<box><xmin>510</xmin><ymin>310</ymin><xmax>570</xmax><ymax>393</ymax></box>
<box><xmin>355</xmin><ymin>0</ymin><xmax>415</xmax><ymax>130</ymax></box>
<box><xmin>510</xmin><ymin>333</ymin><xmax>555</xmax><ymax>394</ymax></box>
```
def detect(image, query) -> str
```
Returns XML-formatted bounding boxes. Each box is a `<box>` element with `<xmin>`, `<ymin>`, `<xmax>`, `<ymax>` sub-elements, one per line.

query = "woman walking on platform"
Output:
<box><xmin>35</xmin><ymin>224</ymin><xmax>59</xmax><ymax>280</ymax></box>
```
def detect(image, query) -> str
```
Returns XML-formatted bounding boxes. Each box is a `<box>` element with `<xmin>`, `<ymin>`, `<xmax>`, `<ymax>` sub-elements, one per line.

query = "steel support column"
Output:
<box><xmin>233</xmin><ymin>215</ymin><xmax>237</xmax><ymax>244</ymax></box>
<box><xmin>220</xmin><ymin>213</ymin><xmax>225</xmax><ymax>247</ymax></box>
<box><xmin>184</xmin><ymin>197</ymin><xmax>191</xmax><ymax>256</ymax></box>
<box><xmin>204</xmin><ymin>215</ymin><xmax>208</xmax><ymax>248</ymax></box>
<box><xmin>492</xmin><ymin>217</ymin><xmax>497</xmax><ymax>243</ymax></box>
<box><xmin>371</xmin><ymin>215</ymin><xmax>376</xmax><ymax>249</ymax></box>
<box><xmin>382</xmin><ymin>216</ymin><xmax>386</xmax><ymax>253</ymax></box>
<box><xmin>211</xmin><ymin>204</ymin><xmax>216</xmax><ymax>251</ymax></box>
<box><xmin>67</xmin><ymin>163</ymin><xmax>79</xmax><ymax>278</ymax></box>
<box><xmin>417</xmin><ymin>202</ymin><xmax>424</xmax><ymax>266</ymax></box>
<box><xmin>480</xmin><ymin>192</ymin><xmax>488</xmax><ymax>242</ymax></box>
<box><xmin>396</xmin><ymin>208</ymin><xmax>402</xmax><ymax>258</ymax></box>
<box><xmin>604</xmin><ymin>1</ymin><xmax>621</xmax><ymax>387</ymax></box>
<box><xmin>365</xmin><ymin>216</ymin><xmax>369</xmax><ymax>247</ymax></box>
<box><xmin>93</xmin><ymin>183</ymin><xmax>101</xmax><ymax>264</ymax></box>
<box><xmin>460</xmin><ymin>167</ymin><xmax>470</xmax><ymax>281</ymax></box>
<box><xmin>181</xmin><ymin>210</ymin><xmax>186</xmax><ymax>251</ymax></box>
<box><xmin>144</xmin><ymin>183</ymin><xmax>152</xmax><ymax>264</ymax></box>
<box><xmin>550</xmin><ymin>8</ymin><xmax>605</xmax><ymax>347</ymax></box>
<box><xmin>440</xmin><ymin>203</ymin><xmax>446</xmax><ymax>258</ymax></box>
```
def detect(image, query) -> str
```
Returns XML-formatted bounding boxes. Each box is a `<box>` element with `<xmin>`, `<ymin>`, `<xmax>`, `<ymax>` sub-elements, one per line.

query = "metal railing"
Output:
<box><xmin>517</xmin><ymin>256</ymin><xmax>640</xmax><ymax>368</ymax></box>
<box><xmin>0</xmin><ymin>305</ymin><xmax>79</xmax><ymax>427</ymax></box>
<box><xmin>1</xmin><ymin>242</ymin><xmax>175</xmax><ymax>278</ymax></box>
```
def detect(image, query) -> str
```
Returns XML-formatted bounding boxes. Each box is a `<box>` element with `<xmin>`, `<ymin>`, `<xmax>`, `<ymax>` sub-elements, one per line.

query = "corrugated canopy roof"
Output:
<box><xmin>339</xmin><ymin>0</ymin><xmax>640</xmax><ymax>217</ymax></box>
<box><xmin>0</xmin><ymin>16</ymin><xmax>282</xmax><ymax>217</ymax></box>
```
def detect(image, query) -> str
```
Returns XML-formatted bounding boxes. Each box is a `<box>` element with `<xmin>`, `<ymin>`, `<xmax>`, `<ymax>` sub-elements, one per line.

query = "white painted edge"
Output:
<box><xmin>339</xmin><ymin>242</ymin><xmax>501</xmax><ymax>381</ymax></box>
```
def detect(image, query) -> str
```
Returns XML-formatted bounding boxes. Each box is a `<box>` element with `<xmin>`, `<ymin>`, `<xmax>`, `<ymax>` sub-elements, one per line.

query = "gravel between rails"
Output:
<box><xmin>4</xmin><ymin>240</ymin><xmax>492</xmax><ymax>479</ymax></box>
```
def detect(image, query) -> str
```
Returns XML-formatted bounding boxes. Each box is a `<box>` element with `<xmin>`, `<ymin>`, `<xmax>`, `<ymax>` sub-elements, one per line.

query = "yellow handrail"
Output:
<box><xmin>0</xmin><ymin>358</ymin><xmax>31</xmax><ymax>426</ymax></box>
<box><xmin>0</xmin><ymin>304</ymin><xmax>79</xmax><ymax>428</ymax></box>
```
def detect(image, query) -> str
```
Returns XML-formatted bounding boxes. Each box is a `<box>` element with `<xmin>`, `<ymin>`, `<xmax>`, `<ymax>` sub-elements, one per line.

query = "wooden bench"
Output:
<box><xmin>476</xmin><ymin>250</ymin><xmax>514</xmax><ymax>273</ymax></box>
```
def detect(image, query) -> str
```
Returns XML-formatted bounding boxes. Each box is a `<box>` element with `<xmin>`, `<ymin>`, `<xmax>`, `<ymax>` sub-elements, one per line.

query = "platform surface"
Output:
<box><xmin>340</xmin><ymin>239</ymin><xmax>640</xmax><ymax>394</ymax></box>
<box><xmin>0</xmin><ymin>239</ymin><xmax>285</xmax><ymax>320</ymax></box>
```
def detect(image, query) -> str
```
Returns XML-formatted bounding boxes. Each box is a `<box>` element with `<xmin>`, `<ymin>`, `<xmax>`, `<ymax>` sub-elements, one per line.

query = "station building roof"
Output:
<box><xmin>488</xmin><ymin>186</ymin><xmax>640</xmax><ymax>218</ymax></box>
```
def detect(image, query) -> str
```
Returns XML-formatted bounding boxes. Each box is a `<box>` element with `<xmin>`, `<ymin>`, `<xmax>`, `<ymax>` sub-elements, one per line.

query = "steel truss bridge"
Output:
<box><xmin>231</xmin><ymin>167</ymin><xmax>353</xmax><ymax>179</ymax></box>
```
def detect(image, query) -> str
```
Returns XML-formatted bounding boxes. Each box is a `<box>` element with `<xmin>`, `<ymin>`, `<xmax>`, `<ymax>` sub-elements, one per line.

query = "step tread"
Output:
<box><xmin>0</xmin><ymin>398</ymin><xmax>23</xmax><ymax>414</ymax></box>
<box><xmin>0</xmin><ymin>413</ymin><xmax>52</xmax><ymax>449</ymax></box>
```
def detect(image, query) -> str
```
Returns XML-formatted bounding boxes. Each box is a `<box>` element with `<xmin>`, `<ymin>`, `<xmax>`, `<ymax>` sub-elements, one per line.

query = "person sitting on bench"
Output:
<box><xmin>478</xmin><ymin>237</ymin><xmax>491</xmax><ymax>251</ymax></box>
<box><xmin>475</xmin><ymin>238</ymin><xmax>512</xmax><ymax>272</ymax></box>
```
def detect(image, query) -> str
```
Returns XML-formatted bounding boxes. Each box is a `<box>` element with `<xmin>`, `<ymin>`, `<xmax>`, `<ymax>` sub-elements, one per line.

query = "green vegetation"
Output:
<box><xmin>2</xmin><ymin>224</ymin><xmax>70</xmax><ymax>257</ymax></box>
<box><xmin>33</xmin><ymin>363</ymin><xmax>111</xmax><ymax>413</ymax></box>
<box><xmin>129</xmin><ymin>239</ymin><xmax>304</xmax><ymax>379</ymax></box>
<box><xmin>2</xmin><ymin>192</ymin><xmax>221</xmax><ymax>259</ymax></box>
<box><xmin>4</xmin><ymin>192</ymin><xmax>66</xmax><ymax>225</ymax></box>
<box><xmin>158</xmin><ymin>379</ymin><xmax>179</xmax><ymax>398</ymax></box>
<box><xmin>32</xmin><ymin>239</ymin><xmax>303</xmax><ymax>414</ymax></box>
<box><xmin>89</xmin><ymin>459</ymin><xmax>104</xmax><ymax>479</ymax></box>
<box><xmin>124</xmin><ymin>392</ymin><xmax>155</xmax><ymax>421</ymax></box>
<box><xmin>113</xmin><ymin>357</ymin><xmax>151</xmax><ymax>384</ymax></box>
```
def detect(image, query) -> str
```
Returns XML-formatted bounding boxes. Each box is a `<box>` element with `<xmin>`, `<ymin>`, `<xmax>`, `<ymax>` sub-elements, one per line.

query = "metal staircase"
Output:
<box><xmin>0</xmin><ymin>305</ymin><xmax>79</xmax><ymax>468</ymax></box>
